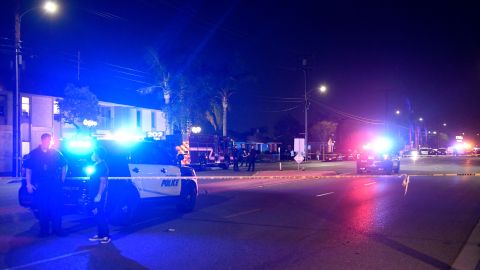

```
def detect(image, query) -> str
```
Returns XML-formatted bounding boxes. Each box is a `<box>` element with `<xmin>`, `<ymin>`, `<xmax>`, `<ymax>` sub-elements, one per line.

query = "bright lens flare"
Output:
<box><xmin>43</xmin><ymin>1</ymin><xmax>59</xmax><ymax>14</ymax></box>
<box><xmin>85</xmin><ymin>166</ymin><xmax>95</xmax><ymax>176</ymax></box>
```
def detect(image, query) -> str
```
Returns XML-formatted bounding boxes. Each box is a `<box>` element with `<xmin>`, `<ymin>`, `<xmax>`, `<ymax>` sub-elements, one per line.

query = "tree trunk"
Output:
<box><xmin>222</xmin><ymin>96</ymin><xmax>227</xmax><ymax>137</ymax></box>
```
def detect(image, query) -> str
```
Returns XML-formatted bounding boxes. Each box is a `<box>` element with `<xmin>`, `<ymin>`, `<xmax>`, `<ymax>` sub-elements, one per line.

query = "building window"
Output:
<box><xmin>0</xmin><ymin>95</ymin><xmax>6</xmax><ymax>125</ymax></box>
<box><xmin>151</xmin><ymin>111</ymin><xmax>156</xmax><ymax>129</ymax></box>
<box><xmin>98</xmin><ymin>106</ymin><xmax>112</xmax><ymax>130</ymax></box>
<box><xmin>21</xmin><ymin>96</ymin><xmax>30</xmax><ymax>118</ymax></box>
<box><xmin>53</xmin><ymin>100</ymin><xmax>60</xmax><ymax>115</ymax></box>
<box><xmin>136</xmin><ymin>110</ymin><xmax>141</xmax><ymax>128</ymax></box>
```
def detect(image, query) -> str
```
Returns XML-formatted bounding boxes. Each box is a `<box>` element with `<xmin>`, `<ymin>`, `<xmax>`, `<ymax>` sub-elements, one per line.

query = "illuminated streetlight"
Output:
<box><xmin>418</xmin><ymin>117</ymin><xmax>423</xmax><ymax>122</ymax></box>
<box><xmin>12</xmin><ymin>1</ymin><xmax>60</xmax><ymax>176</ymax></box>
<box><xmin>43</xmin><ymin>1</ymin><xmax>59</xmax><ymax>14</ymax></box>
<box><xmin>319</xmin><ymin>85</ymin><xmax>327</xmax><ymax>94</ymax></box>
<box><xmin>191</xmin><ymin>126</ymin><xmax>202</xmax><ymax>134</ymax></box>
<box><xmin>395</xmin><ymin>110</ymin><xmax>400</xmax><ymax>115</ymax></box>
<box><xmin>442</xmin><ymin>123</ymin><xmax>447</xmax><ymax>127</ymax></box>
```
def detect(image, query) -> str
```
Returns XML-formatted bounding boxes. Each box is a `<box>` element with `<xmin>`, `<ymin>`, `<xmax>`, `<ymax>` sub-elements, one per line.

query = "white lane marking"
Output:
<box><xmin>363</xmin><ymin>182</ymin><xmax>376</xmax><ymax>186</ymax></box>
<box><xmin>316</xmin><ymin>192</ymin><xmax>334</xmax><ymax>197</ymax></box>
<box><xmin>8</xmin><ymin>250</ymin><xmax>90</xmax><ymax>270</ymax></box>
<box><xmin>451</xmin><ymin>216</ymin><xmax>480</xmax><ymax>270</ymax></box>
<box><xmin>224</xmin><ymin>208</ymin><xmax>262</xmax><ymax>219</ymax></box>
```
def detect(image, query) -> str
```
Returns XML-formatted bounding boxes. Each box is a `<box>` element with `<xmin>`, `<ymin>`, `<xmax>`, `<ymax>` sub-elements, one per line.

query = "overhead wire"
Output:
<box><xmin>310</xmin><ymin>99</ymin><xmax>384</xmax><ymax>125</ymax></box>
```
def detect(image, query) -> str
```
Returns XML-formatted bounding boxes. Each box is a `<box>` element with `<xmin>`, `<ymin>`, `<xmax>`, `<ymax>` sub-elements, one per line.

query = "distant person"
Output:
<box><xmin>247</xmin><ymin>146</ymin><xmax>257</xmax><ymax>172</ymax></box>
<box><xmin>24</xmin><ymin>133</ymin><xmax>67</xmax><ymax>237</ymax></box>
<box><xmin>88</xmin><ymin>147</ymin><xmax>111</xmax><ymax>244</ymax></box>
<box><xmin>240</xmin><ymin>148</ymin><xmax>248</xmax><ymax>167</ymax></box>
<box><xmin>175</xmin><ymin>147</ymin><xmax>184</xmax><ymax>166</ymax></box>
<box><xmin>232</xmin><ymin>145</ymin><xmax>239</xmax><ymax>171</ymax></box>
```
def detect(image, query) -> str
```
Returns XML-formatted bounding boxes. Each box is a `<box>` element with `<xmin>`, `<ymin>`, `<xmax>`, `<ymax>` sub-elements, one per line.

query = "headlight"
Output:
<box><xmin>85</xmin><ymin>166</ymin><xmax>95</xmax><ymax>176</ymax></box>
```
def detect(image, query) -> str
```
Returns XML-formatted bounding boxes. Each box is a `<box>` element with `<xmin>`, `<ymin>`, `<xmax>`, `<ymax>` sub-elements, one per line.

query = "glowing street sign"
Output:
<box><xmin>83</xmin><ymin>119</ymin><xmax>98</xmax><ymax>127</ymax></box>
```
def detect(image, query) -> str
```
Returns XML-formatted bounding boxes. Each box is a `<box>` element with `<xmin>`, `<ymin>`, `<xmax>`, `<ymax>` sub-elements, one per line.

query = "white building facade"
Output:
<box><xmin>0</xmin><ymin>89</ymin><xmax>167</xmax><ymax>174</ymax></box>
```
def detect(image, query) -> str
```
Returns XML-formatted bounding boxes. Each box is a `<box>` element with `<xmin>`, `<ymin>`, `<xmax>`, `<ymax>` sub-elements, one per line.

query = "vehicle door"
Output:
<box><xmin>128</xmin><ymin>164</ymin><xmax>181</xmax><ymax>198</ymax></box>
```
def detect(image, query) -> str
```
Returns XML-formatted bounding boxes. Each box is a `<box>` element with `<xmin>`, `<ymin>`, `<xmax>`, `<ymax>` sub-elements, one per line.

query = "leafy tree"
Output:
<box><xmin>311</xmin><ymin>120</ymin><xmax>338</xmax><ymax>142</ymax></box>
<box><xmin>57</xmin><ymin>84</ymin><xmax>99</xmax><ymax>131</ymax></box>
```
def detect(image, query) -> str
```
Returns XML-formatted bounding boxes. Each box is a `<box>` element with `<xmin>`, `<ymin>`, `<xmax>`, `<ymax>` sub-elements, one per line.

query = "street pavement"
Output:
<box><xmin>1</xmin><ymin>156</ymin><xmax>480</xmax><ymax>269</ymax></box>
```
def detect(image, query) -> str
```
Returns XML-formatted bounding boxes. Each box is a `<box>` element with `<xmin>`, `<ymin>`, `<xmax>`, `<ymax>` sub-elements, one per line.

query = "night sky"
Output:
<box><xmin>1</xmin><ymin>0</ymin><xmax>479</xmax><ymax>141</ymax></box>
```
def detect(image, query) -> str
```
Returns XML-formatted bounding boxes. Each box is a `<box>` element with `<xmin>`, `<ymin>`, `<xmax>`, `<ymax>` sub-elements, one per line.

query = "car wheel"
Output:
<box><xmin>177</xmin><ymin>181</ymin><xmax>197</xmax><ymax>213</ymax></box>
<box><xmin>384</xmin><ymin>165</ymin><xmax>393</xmax><ymax>175</ymax></box>
<box><xmin>393</xmin><ymin>163</ymin><xmax>400</xmax><ymax>174</ymax></box>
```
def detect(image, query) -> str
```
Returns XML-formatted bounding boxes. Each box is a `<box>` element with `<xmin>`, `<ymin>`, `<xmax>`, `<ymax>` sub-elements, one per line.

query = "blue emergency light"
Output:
<box><xmin>85</xmin><ymin>165</ymin><xmax>95</xmax><ymax>176</ymax></box>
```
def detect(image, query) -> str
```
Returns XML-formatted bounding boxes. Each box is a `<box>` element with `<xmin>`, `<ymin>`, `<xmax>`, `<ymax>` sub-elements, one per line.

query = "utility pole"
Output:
<box><xmin>13</xmin><ymin>0</ymin><xmax>22</xmax><ymax>177</ymax></box>
<box><xmin>302</xmin><ymin>58</ymin><xmax>308</xmax><ymax>161</ymax></box>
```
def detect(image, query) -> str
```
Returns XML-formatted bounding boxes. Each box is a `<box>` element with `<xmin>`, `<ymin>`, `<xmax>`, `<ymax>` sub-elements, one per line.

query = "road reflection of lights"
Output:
<box><xmin>346</xmin><ymin>179</ymin><xmax>387</xmax><ymax>237</ymax></box>
<box><xmin>402</xmin><ymin>175</ymin><xmax>410</xmax><ymax>196</ymax></box>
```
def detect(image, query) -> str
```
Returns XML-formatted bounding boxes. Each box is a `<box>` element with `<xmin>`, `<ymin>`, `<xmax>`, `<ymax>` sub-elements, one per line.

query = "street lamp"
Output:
<box><xmin>418</xmin><ymin>117</ymin><xmax>423</xmax><ymax>122</ymax></box>
<box><xmin>443</xmin><ymin>123</ymin><xmax>447</xmax><ymax>127</ymax></box>
<box><xmin>319</xmin><ymin>85</ymin><xmax>327</xmax><ymax>94</ymax></box>
<box><xmin>191</xmin><ymin>126</ymin><xmax>202</xmax><ymax>134</ymax></box>
<box><xmin>395</xmin><ymin>110</ymin><xmax>400</xmax><ymax>115</ymax></box>
<box><xmin>43</xmin><ymin>1</ymin><xmax>59</xmax><ymax>13</ymax></box>
<box><xmin>12</xmin><ymin>0</ymin><xmax>59</xmax><ymax>176</ymax></box>
<box><xmin>302</xmin><ymin>56</ymin><xmax>327</xmax><ymax>162</ymax></box>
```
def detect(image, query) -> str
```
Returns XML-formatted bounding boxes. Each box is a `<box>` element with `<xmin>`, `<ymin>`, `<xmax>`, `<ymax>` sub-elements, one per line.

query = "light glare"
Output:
<box><xmin>43</xmin><ymin>1</ymin><xmax>59</xmax><ymax>14</ymax></box>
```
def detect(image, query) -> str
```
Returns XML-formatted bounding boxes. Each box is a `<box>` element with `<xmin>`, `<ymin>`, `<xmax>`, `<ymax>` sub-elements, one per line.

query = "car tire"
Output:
<box><xmin>384</xmin><ymin>165</ymin><xmax>393</xmax><ymax>175</ymax></box>
<box><xmin>177</xmin><ymin>181</ymin><xmax>197</xmax><ymax>213</ymax></box>
<box><xmin>393</xmin><ymin>163</ymin><xmax>400</xmax><ymax>174</ymax></box>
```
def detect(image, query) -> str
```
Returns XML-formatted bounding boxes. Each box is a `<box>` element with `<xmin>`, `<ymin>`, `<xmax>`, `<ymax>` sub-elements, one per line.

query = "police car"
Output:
<box><xmin>20</xmin><ymin>136</ymin><xmax>198</xmax><ymax>225</ymax></box>
<box><xmin>356</xmin><ymin>137</ymin><xmax>400</xmax><ymax>174</ymax></box>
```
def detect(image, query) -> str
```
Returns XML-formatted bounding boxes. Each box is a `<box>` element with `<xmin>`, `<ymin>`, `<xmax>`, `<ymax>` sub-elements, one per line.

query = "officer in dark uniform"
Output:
<box><xmin>232</xmin><ymin>144</ymin><xmax>239</xmax><ymax>171</ymax></box>
<box><xmin>247</xmin><ymin>145</ymin><xmax>257</xmax><ymax>172</ymax></box>
<box><xmin>24</xmin><ymin>133</ymin><xmax>67</xmax><ymax>237</ymax></box>
<box><xmin>88</xmin><ymin>147</ymin><xmax>111</xmax><ymax>244</ymax></box>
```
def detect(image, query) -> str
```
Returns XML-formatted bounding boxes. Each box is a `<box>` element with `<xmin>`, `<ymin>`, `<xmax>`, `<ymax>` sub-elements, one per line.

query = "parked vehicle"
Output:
<box><xmin>19</xmin><ymin>137</ymin><xmax>198</xmax><ymax>225</ymax></box>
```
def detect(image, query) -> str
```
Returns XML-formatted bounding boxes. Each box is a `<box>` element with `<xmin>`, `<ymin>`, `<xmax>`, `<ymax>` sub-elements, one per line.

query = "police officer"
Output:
<box><xmin>24</xmin><ymin>133</ymin><xmax>67</xmax><ymax>237</ymax></box>
<box><xmin>232</xmin><ymin>144</ymin><xmax>239</xmax><ymax>171</ymax></box>
<box><xmin>247</xmin><ymin>145</ymin><xmax>257</xmax><ymax>172</ymax></box>
<box><xmin>88</xmin><ymin>147</ymin><xmax>111</xmax><ymax>244</ymax></box>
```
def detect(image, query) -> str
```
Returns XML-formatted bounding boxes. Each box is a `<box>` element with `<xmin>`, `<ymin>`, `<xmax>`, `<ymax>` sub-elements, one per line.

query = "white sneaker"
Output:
<box><xmin>89</xmin><ymin>235</ymin><xmax>102</xmax><ymax>241</ymax></box>
<box><xmin>100</xmin><ymin>237</ymin><xmax>111</xmax><ymax>244</ymax></box>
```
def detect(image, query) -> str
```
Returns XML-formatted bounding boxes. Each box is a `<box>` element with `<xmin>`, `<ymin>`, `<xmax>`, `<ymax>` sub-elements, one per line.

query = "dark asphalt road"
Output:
<box><xmin>1</xmin><ymin>156</ymin><xmax>480</xmax><ymax>269</ymax></box>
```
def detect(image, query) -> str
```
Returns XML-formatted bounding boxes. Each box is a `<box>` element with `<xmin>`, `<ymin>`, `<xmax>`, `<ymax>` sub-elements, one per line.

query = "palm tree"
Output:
<box><xmin>220</xmin><ymin>88</ymin><xmax>233</xmax><ymax>137</ymax></box>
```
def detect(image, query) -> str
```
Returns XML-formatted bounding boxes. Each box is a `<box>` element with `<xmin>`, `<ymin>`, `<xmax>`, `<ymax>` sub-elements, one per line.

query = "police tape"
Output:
<box><xmin>2</xmin><ymin>172</ymin><xmax>480</xmax><ymax>183</ymax></box>
<box><xmin>402</xmin><ymin>154</ymin><xmax>480</xmax><ymax>158</ymax></box>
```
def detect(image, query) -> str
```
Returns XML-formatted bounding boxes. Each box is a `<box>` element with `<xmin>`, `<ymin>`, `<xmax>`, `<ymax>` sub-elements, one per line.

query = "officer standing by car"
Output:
<box><xmin>24</xmin><ymin>133</ymin><xmax>67</xmax><ymax>237</ymax></box>
<box><xmin>88</xmin><ymin>147</ymin><xmax>111</xmax><ymax>244</ymax></box>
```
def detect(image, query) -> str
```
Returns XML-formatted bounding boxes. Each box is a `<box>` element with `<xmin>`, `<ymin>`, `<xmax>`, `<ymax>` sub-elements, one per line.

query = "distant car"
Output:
<box><xmin>324</xmin><ymin>153</ymin><xmax>338</xmax><ymax>161</ymax></box>
<box><xmin>419</xmin><ymin>148</ymin><xmax>431</xmax><ymax>155</ymax></box>
<box><xmin>356</xmin><ymin>151</ymin><xmax>400</xmax><ymax>174</ymax></box>
<box><xmin>437</xmin><ymin>148</ymin><xmax>447</xmax><ymax>155</ymax></box>
<box><xmin>401</xmin><ymin>150</ymin><xmax>418</xmax><ymax>157</ymax></box>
